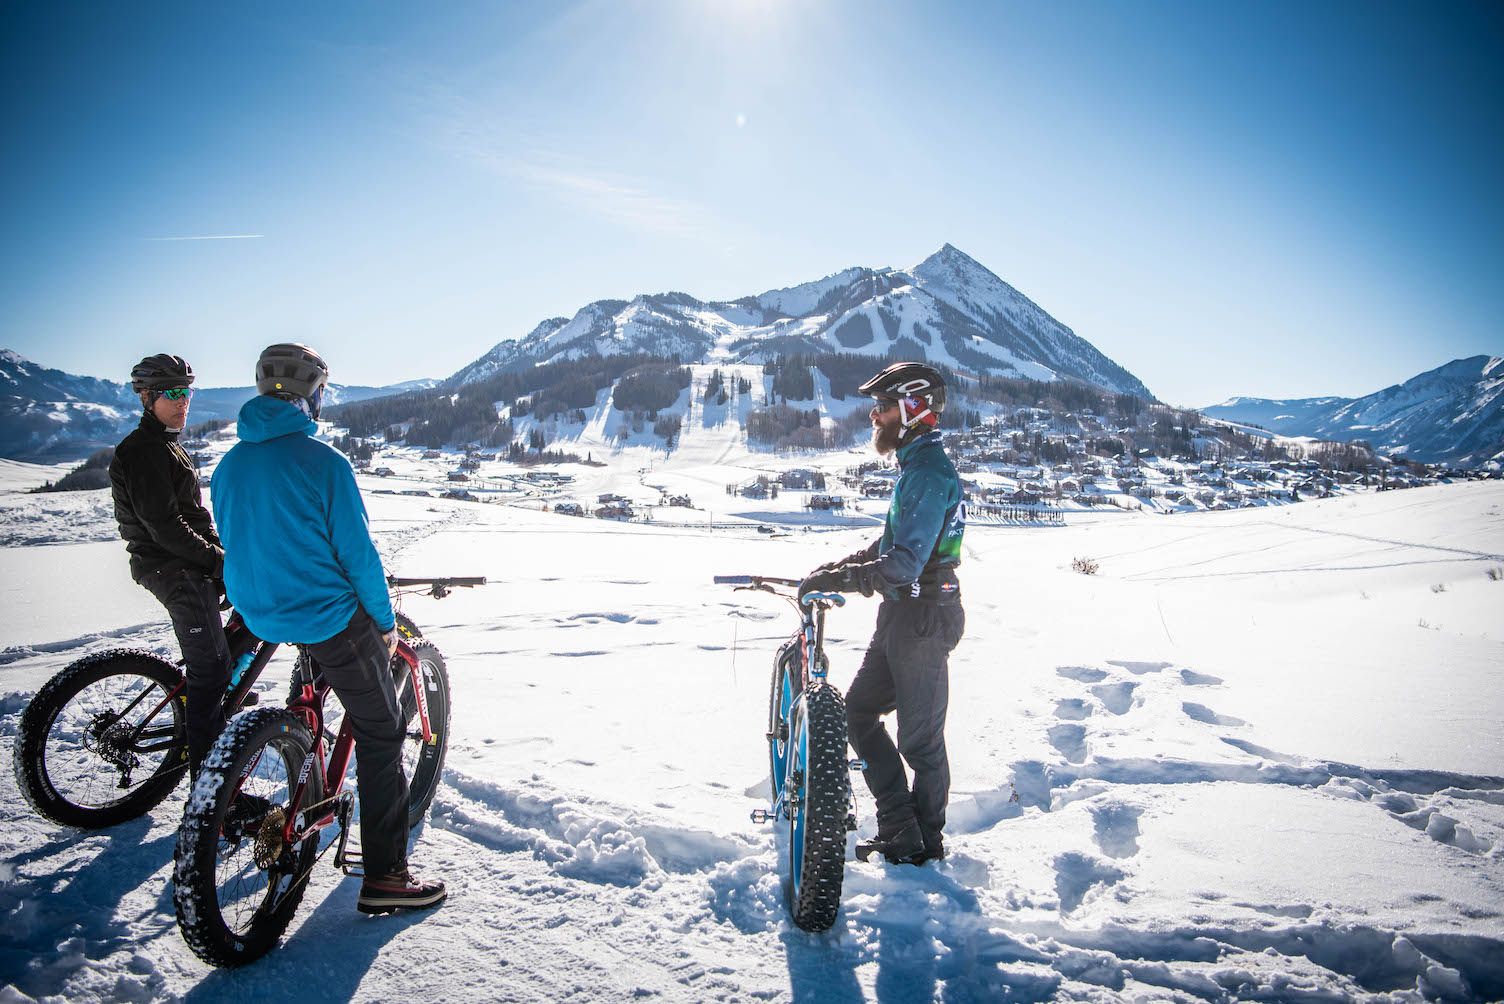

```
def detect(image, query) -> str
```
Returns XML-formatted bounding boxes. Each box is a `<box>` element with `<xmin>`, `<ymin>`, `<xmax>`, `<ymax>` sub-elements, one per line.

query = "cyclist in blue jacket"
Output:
<box><xmin>211</xmin><ymin>343</ymin><xmax>444</xmax><ymax>915</ymax></box>
<box><xmin>799</xmin><ymin>362</ymin><xmax>965</xmax><ymax>865</ymax></box>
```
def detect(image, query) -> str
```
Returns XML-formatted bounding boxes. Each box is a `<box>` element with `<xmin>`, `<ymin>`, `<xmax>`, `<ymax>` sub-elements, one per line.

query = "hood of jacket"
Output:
<box><xmin>236</xmin><ymin>395</ymin><xmax>318</xmax><ymax>444</ymax></box>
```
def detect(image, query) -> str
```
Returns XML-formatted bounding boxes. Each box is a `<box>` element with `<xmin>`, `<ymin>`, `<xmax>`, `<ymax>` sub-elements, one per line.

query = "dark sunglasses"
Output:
<box><xmin>870</xmin><ymin>398</ymin><xmax>900</xmax><ymax>415</ymax></box>
<box><xmin>157</xmin><ymin>387</ymin><xmax>193</xmax><ymax>401</ymax></box>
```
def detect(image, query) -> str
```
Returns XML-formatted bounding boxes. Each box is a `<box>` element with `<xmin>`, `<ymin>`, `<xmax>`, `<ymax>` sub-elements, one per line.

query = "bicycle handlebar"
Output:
<box><xmin>712</xmin><ymin>574</ymin><xmax>801</xmax><ymax>587</ymax></box>
<box><xmin>386</xmin><ymin>576</ymin><xmax>487</xmax><ymax>588</ymax></box>
<box><xmin>387</xmin><ymin>576</ymin><xmax>486</xmax><ymax>599</ymax></box>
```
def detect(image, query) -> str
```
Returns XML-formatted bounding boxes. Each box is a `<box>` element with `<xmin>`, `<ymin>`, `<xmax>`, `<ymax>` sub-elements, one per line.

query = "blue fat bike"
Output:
<box><xmin>715</xmin><ymin>574</ymin><xmax>857</xmax><ymax>932</ymax></box>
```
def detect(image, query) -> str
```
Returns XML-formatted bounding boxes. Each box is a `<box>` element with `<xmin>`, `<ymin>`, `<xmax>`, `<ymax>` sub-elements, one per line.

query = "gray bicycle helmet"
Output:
<box><xmin>256</xmin><ymin>343</ymin><xmax>330</xmax><ymax>405</ymax></box>
<box><xmin>130</xmin><ymin>354</ymin><xmax>194</xmax><ymax>393</ymax></box>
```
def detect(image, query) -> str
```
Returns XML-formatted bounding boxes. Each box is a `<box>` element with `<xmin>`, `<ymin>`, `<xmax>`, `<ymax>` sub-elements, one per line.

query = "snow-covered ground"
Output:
<box><xmin>1</xmin><ymin>451</ymin><xmax>1502</xmax><ymax>1002</ymax></box>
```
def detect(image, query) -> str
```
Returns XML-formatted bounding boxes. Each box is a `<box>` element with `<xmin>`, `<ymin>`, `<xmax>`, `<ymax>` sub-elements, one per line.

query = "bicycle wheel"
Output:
<box><xmin>174</xmin><ymin>708</ymin><xmax>324</xmax><ymax>967</ymax></box>
<box><xmin>392</xmin><ymin>640</ymin><xmax>450</xmax><ymax>827</ymax></box>
<box><xmin>13</xmin><ymin>650</ymin><xmax>187</xmax><ymax>828</ymax></box>
<box><xmin>785</xmin><ymin>682</ymin><xmax>851</xmax><ymax>932</ymax></box>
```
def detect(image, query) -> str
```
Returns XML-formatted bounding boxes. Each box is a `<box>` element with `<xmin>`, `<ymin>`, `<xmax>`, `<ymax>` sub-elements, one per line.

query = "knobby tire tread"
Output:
<box><xmin>14</xmin><ymin>649</ymin><xmax>186</xmax><ymax>828</ymax></box>
<box><xmin>789</xmin><ymin>682</ymin><xmax>850</xmax><ymax>933</ymax></box>
<box><xmin>173</xmin><ymin>708</ymin><xmax>320</xmax><ymax>968</ymax></box>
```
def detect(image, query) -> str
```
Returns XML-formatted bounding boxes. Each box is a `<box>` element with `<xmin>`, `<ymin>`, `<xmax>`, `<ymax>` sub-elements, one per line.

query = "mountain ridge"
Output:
<box><xmin>444</xmin><ymin>244</ymin><xmax>1154</xmax><ymax>401</ymax></box>
<box><xmin>1202</xmin><ymin>356</ymin><xmax>1504</xmax><ymax>465</ymax></box>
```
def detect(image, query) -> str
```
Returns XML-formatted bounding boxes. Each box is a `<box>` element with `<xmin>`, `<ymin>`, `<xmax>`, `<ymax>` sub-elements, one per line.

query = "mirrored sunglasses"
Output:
<box><xmin>157</xmin><ymin>387</ymin><xmax>193</xmax><ymax>401</ymax></box>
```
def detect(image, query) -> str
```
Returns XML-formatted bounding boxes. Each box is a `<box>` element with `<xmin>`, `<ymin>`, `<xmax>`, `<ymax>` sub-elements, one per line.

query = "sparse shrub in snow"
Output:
<box><xmin>1487</xmin><ymin>566</ymin><xmax>1503</xmax><ymax>581</ymax></box>
<box><xmin>1071</xmin><ymin>556</ymin><xmax>1100</xmax><ymax>576</ymax></box>
<box><xmin>1430</xmin><ymin>583</ymin><xmax>1447</xmax><ymax>593</ymax></box>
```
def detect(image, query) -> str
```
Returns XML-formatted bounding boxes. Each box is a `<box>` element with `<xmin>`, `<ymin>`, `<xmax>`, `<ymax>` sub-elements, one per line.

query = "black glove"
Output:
<box><xmin>798</xmin><ymin>566</ymin><xmax>850</xmax><ymax>599</ymax></box>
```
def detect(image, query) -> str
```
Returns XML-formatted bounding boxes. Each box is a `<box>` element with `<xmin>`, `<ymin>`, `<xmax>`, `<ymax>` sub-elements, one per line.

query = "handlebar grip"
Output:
<box><xmin>712</xmin><ymin>575</ymin><xmax>755</xmax><ymax>584</ymax></box>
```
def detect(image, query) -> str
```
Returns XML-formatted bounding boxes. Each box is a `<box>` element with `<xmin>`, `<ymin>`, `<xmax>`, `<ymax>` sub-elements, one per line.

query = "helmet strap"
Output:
<box><xmin>898</xmin><ymin>396</ymin><xmax>932</xmax><ymax>429</ymax></box>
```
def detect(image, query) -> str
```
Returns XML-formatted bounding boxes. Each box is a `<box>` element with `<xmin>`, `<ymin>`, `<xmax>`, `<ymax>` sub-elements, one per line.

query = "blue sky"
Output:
<box><xmin>2</xmin><ymin>1</ymin><xmax>1499</xmax><ymax>406</ymax></box>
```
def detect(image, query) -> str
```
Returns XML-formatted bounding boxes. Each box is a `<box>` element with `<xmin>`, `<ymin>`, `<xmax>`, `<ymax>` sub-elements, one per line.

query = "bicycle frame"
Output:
<box><xmin>274</xmin><ymin>640</ymin><xmax>431</xmax><ymax>848</ymax></box>
<box><xmin>711</xmin><ymin>576</ymin><xmax>842</xmax><ymax>823</ymax></box>
<box><xmin>109</xmin><ymin>618</ymin><xmax>280</xmax><ymax>774</ymax></box>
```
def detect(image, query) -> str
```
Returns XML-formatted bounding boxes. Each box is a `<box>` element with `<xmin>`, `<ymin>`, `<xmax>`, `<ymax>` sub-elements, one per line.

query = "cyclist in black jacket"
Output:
<box><xmin>799</xmin><ymin>362</ymin><xmax>966</xmax><ymax>865</ymax></box>
<box><xmin>108</xmin><ymin>354</ymin><xmax>230</xmax><ymax>777</ymax></box>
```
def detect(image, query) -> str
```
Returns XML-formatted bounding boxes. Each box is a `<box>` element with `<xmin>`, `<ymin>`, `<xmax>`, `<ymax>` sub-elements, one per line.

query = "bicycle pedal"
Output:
<box><xmin>845</xmin><ymin>813</ymin><xmax>857</xmax><ymax>832</ymax></box>
<box><xmin>241</xmin><ymin>691</ymin><xmax>260</xmax><ymax>707</ymax></box>
<box><xmin>849</xmin><ymin>758</ymin><xmax>868</xmax><ymax>771</ymax></box>
<box><xmin>750</xmin><ymin>809</ymin><xmax>773</xmax><ymax>824</ymax></box>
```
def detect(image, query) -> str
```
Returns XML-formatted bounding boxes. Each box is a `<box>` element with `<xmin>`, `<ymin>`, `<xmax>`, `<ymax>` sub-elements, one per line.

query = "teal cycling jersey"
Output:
<box><xmin>872</xmin><ymin>430</ymin><xmax>964</xmax><ymax>601</ymax></box>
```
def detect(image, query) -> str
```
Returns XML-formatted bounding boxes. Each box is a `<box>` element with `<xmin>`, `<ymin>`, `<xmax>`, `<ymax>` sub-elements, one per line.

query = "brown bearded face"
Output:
<box><xmin>870</xmin><ymin>402</ymin><xmax>903</xmax><ymax>455</ymax></box>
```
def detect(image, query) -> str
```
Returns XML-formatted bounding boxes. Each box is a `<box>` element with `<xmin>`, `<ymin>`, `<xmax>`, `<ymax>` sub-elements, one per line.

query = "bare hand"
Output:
<box><xmin>382</xmin><ymin>629</ymin><xmax>398</xmax><ymax>658</ymax></box>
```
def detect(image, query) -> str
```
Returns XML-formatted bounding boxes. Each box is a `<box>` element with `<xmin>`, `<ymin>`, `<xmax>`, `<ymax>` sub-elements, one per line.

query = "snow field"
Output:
<box><xmin>0</xmin><ymin>465</ymin><xmax>1502</xmax><ymax>1000</ymax></box>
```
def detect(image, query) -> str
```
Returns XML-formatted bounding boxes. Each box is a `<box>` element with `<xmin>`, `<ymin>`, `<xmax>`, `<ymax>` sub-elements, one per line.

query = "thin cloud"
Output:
<box><xmin>506</xmin><ymin>154</ymin><xmax>712</xmax><ymax>239</ymax></box>
<box><xmin>144</xmin><ymin>234</ymin><xmax>266</xmax><ymax>241</ymax></box>
<box><xmin>413</xmin><ymin>80</ymin><xmax>716</xmax><ymax>240</ymax></box>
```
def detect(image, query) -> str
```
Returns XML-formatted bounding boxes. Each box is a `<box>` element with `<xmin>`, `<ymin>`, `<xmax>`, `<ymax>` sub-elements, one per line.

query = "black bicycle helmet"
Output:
<box><xmin>130</xmin><ymin>354</ymin><xmax>194</xmax><ymax>393</ymax></box>
<box><xmin>858</xmin><ymin>361</ymin><xmax>946</xmax><ymax>418</ymax></box>
<box><xmin>256</xmin><ymin>343</ymin><xmax>329</xmax><ymax>404</ymax></box>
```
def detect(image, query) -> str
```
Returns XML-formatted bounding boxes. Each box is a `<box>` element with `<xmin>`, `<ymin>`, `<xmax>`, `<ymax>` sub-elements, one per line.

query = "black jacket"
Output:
<box><xmin>109</xmin><ymin>411</ymin><xmax>223</xmax><ymax>582</ymax></box>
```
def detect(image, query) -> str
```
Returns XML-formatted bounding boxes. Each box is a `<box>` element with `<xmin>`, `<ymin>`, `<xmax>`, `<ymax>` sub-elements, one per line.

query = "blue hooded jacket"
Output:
<box><xmin>211</xmin><ymin>396</ymin><xmax>394</xmax><ymax>644</ymax></box>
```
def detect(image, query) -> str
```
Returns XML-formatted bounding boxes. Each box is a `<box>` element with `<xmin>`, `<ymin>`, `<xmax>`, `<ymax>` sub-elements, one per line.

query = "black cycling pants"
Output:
<box><xmin>846</xmin><ymin>600</ymin><xmax>965</xmax><ymax>847</ymax></box>
<box><xmin>307</xmin><ymin>608</ymin><xmax>411</xmax><ymax>877</ymax></box>
<box><xmin>142</xmin><ymin>568</ymin><xmax>231</xmax><ymax>773</ymax></box>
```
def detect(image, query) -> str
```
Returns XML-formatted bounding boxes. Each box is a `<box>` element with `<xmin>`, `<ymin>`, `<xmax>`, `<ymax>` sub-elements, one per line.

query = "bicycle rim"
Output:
<box><xmin>213</xmin><ymin>735</ymin><xmax>313</xmax><ymax>938</ymax></box>
<box><xmin>43</xmin><ymin>670</ymin><xmax>182</xmax><ymax>812</ymax></box>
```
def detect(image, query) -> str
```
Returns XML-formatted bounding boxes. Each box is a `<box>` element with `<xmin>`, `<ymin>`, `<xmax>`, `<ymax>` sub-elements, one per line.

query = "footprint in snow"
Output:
<box><xmin>1107</xmin><ymin>659</ymin><xmax>1169</xmax><ymax>675</ymax></box>
<box><xmin>1057</xmin><ymin>666</ymin><xmax>1109</xmax><ymax>684</ymax></box>
<box><xmin>1090</xmin><ymin>681</ymin><xmax>1138</xmax><ymax>715</ymax></box>
<box><xmin>1047</xmin><ymin>724</ymin><xmax>1088</xmax><ymax>764</ymax></box>
<box><xmin>1090</xmin><ymin>803</ymin><xmax>1142</xmax><ymax>859</ymax></box>
<box><xmin>1052</xmin><ymin>698</ymin><xmax>1092</xmax><ymax>721</ymax></box>
<box><xmin>1180</xmin><ymin>669</ymin><xmax>1224</xmax><ymax>686</ymax></box>
<box><xmin>1053</xmin><ymin>851</ymin><xmax>1125</xmax><ymax>912</ymax></box>
<box><xmin>1181</xmin><ymin>702</ymin><xmax>1247</xmax><ymax>728</ymax></box>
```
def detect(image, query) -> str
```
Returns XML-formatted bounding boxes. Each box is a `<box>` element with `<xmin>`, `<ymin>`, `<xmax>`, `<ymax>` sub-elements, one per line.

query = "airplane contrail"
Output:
<box><xmin>144</xmin><ymin>234</ymin><xmax>266</xmax><ymax>241</ymax></box>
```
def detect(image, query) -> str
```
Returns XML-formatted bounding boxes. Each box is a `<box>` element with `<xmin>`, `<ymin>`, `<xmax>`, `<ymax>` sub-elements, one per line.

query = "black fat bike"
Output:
<box><xmin>714</xmin><ymin>574</ymin><xmax>858</xmax><ymax>932</ymax></box>
<box><xmin>12</xmin><ymin>576</ymin><xmax>481</xmax><ymax>829</ymax></box>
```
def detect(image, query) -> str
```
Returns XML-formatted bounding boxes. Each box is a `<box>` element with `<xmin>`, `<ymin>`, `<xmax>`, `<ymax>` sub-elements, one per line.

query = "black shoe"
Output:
<box><xmin>358</xmin><ymin>867</ymin><xmax>447</xmax><ymax>915</ymax></box>
<box><xmin>855</xmin><ymin>820</ymin><xmax>925</xmax><ymax>864</ymax></box>
<box><xmin>912</xmin><ymin>838</ymin><xmax>946</xmax><ymax>864</ymax></box>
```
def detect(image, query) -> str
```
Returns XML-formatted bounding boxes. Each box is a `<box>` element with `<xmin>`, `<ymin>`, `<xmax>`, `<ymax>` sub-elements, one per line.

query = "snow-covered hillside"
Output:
<box><xmin>0</xmin><ymin>349</ymin><xmax>441</xmax><ymax>463</ymax></box>
<box><xmin>1203</xmin><ymin>357</ymin><xmax>1504</xmax><ymax>467</ymax></box>
<box><xmin>448</xmin><ymin>245</ymin><xmax>1153</xmax><ymax>400</ymax></box>
<box><xmin>1</xmin><ymin>456</ymin><xmax>1502</xmax><ymax>1001</ymax></box>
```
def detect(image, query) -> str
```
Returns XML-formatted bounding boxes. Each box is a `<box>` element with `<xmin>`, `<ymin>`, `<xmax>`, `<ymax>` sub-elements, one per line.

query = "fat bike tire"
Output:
<box><xmin>786</xmin><ymin>682</ymin><xmax>851</xmax><ymax>933</ymax></box>
<box><xmin>14</xmin><ymin>650</ymin><xmax>187</xmax><ymax>828</ymax></box>
<box><xmin>173</xmin><ymin>708</ymin><xmax>323</xmax><ymax>968</ymax></box>
<box><xmin>394</xmin><ymin>611</ymin><xmax>423</xmax><ymax>643</ymax></box>
<box><xmin>394</xmin><ymin>640</ymin><xmax>450</xmax><ymax>827</ymax></box>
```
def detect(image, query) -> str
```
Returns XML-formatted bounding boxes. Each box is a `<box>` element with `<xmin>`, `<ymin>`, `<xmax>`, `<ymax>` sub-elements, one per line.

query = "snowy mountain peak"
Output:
<box><xmin>444</xmin><ymin>248</ymin><xmax>1155</xmax><ymax>399</ymax></box>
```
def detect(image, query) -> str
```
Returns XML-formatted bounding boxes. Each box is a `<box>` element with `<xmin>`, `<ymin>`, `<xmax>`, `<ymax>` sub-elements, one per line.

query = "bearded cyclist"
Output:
<box><xmin>211</xmin><ymin>343</ymin><xmax>444</xmax><ymax>915</ymax></box>
<box><xmin>797</xmin><ymin>361</ymin><xmax>966</xmax><ymax>865</ymax></box>
<box><xmin>108</xmin><ymin>354</ymin><xmax>231</xmax><ymax>780</ymax></box>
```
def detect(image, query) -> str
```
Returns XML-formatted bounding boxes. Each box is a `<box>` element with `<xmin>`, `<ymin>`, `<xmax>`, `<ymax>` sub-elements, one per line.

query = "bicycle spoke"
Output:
<box><xmin>44</xmin><ymin>674</ymin><xmax>177</xmax><ymax>810</ymax></box>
